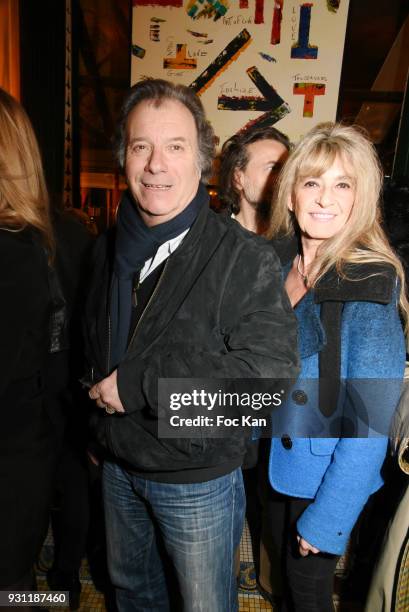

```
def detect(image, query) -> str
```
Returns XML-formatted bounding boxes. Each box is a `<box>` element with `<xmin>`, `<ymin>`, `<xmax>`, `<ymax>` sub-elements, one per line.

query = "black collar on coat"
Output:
<box><xmin>272</xmin><ymin>235</ymin><xmax>397</xmax><ymax>418</ymax></box>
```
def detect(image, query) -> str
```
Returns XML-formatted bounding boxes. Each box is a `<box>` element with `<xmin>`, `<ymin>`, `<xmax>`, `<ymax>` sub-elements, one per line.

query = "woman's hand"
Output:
<box><xmin>297</xmin><ymin>535</ymin><xmax>320</xmax><ymax>557</ymax></box>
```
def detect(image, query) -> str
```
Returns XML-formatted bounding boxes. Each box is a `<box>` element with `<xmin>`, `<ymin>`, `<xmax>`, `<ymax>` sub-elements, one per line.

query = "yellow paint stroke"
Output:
<box><xmin>164</xmin><ymin>44</ymin><xmax>197</xmax><ymax>69</ymax></box>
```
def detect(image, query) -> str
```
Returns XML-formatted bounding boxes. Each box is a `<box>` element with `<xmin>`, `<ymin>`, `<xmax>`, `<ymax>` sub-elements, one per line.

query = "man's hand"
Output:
<box><xmin>89</xmin><ymin>370</ymin><xmax>125</xmax><ymax>414</ymax></box>
<box><xmin>297</xmin><ymin>535</ymin><xmax>320</xmax><ymax>557</ymax></box>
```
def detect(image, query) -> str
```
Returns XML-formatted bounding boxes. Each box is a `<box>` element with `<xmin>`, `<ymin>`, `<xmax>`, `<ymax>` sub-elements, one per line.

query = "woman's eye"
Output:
<box><xmin>304</xmin><ymin>180</ymin><xmax>318</xmax><ymax>188</ymax></box>
<box><xmin>337</xmin><ymin>182</ymin><xmax>351</xmax><ymax>189</ymax></box>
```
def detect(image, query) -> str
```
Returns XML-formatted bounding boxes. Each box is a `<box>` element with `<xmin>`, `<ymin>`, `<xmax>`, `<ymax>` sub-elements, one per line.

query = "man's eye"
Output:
<box><xmin>169</xmin><ymin>144</ymin><xmax>183</xmax><ymax>151</ymax></box>
<box><xmin>130</xmin><ymin>144</ymin><xmax>147</xmax><ymax>153</ymax></box>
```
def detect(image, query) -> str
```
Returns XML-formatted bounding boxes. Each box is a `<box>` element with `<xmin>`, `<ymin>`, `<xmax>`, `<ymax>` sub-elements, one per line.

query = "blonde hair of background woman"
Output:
<box><xmin>267</xmin><ymin>121</ymin><xmax>409</xmax><ymax>326</ymax></box>
<box><xmin>0</xmin><ymin>87</ymin><xmax>54</xmax><ymax>256</ymax></box>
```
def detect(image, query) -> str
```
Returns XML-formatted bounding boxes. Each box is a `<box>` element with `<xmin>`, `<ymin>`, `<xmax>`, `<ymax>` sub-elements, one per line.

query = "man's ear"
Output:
<box><xmin>233</xmin><ymin>168</ymin><xmax>244</xmax><ymax>192</ymax></box>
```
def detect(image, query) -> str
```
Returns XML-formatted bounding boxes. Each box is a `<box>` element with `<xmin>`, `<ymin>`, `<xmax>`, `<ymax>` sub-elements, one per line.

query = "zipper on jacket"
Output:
<box><xmin>127</xmin><ymin>259</ymin><xmax>169</xmax><ymax>351</ymax></box>
<box><xmin>106</xmin><ymin>277</ymin><xmax>114</xmax><ymax>375</ymax></box>
<box><xmin>107</xmin><ymin>312</ymin><xmax>112</xmax><ymax>375</ymax></box>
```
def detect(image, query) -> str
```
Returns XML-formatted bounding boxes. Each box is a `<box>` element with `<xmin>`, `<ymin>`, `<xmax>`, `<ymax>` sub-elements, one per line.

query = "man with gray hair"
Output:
<box><xmin>85</xmin><ymin>78</ymin><xmax>298</xmax><ymax>611</ymax></box>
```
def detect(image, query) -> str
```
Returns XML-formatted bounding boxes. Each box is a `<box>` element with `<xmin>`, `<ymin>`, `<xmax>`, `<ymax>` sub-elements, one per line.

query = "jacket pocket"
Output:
<box><xmin>107</xmin><ymin>415</ymin><xmax>209</xmax><ymax>471</ymax></box>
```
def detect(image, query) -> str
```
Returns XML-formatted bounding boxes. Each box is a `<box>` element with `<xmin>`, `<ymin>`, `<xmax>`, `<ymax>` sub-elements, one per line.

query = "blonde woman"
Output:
<box><xmin>267</xmin><ymin>123</ymin><xmax>407</xmax><ymax>611</ymax></box>
<box><xmin>0</xmin><ymin>88</ymin><xmax>55</xmax><ymax>590</ymax></box>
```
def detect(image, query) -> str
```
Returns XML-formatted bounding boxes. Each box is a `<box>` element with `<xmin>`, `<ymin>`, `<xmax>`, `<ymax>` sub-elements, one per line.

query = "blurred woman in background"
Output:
<box><xmin>0</xmin><ymin>88</ymin><xmax>56</xmax><ymax>590</ymax></box>
<box><xmin>267</xmin><ymin>123</ymin><xmax>408</xmax><ymax>611</ymax></box>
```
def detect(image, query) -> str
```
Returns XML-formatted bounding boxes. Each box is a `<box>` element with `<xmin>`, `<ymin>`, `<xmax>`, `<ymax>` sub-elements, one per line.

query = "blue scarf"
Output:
<box><xmin>110</xmin><ymin>183</ymin><xmax>208</xmax><ymax>369</ymax></box>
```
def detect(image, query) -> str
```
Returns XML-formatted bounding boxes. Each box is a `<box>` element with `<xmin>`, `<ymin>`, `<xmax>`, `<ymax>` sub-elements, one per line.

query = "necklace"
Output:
<box><xmin>297</xmin><ymin>255</ymin><xmax>308</xmax><ymax>286</ymax></box>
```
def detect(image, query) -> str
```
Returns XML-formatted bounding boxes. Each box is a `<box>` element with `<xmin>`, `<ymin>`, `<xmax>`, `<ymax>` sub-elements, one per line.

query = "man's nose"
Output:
<box><xmin>145</xmin><ymin>147</ymin><xmax>166</xmax><ymax>173</ymax></box>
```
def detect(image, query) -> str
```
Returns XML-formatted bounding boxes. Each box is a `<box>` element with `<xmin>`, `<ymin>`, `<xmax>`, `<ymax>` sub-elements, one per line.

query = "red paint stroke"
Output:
<box><xmin>239</xmin><ymin>0</ymin><xmax>249</xmax><ymax>7</ymax></box>
<box><xmin>133</xmin><ymin>0</ymin><xmax>182</xmax><ymax>6</ymax></box>
<box><xmin>293</xmin><ymin>82</ymin><xmax>325</xmax><ymax>117</ymax></box>
<box><xmin>271</xmin><ymin>0</ymin><xmax>283</xmax><ymax>45</ymax></box>
<box><xmin>255</xmin><ymin>0</ymin><xmax>264</xmax><ymax>24</ymax></box>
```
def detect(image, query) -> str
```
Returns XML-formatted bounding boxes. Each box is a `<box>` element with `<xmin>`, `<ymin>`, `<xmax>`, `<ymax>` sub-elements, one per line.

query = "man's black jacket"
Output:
<box><xmin>84</xmin><ymin>202</ymin><xmax>299</xmax><ymax>480</ymax></box>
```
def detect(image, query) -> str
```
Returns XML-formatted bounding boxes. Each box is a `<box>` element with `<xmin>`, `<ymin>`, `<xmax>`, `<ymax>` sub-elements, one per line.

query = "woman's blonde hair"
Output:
<box><xmin>0</xmin><ymin>88</ymin><xmax>54</xmax><ymax>255</ymax></box>
<box><xmin>268</xmin><ymin>122</ymin><xmax>409</xmax><ymax>323</ymax></box>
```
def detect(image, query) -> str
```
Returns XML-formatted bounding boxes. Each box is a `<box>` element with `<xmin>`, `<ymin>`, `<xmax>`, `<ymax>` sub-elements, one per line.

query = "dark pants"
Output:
<box><xmin>51</xmin><ymin>444</ymin><xmax>89</xmax><ymax>573</ymax></box>
<box><xmin>270</xmin><ymin>493</ymin><xmax>339</xmax><ymax>612</ymax></box>
<box><xmin>0</xmin><ymin>376</ymin><xmax>56</xmax><ymax>588</ymax></box>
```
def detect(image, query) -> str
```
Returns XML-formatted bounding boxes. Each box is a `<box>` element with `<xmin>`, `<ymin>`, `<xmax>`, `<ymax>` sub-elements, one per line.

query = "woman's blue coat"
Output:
<box><xmin>269</xmin><ymin>264</ymin><xmax>406</xmax><ymax>554</ymax></box>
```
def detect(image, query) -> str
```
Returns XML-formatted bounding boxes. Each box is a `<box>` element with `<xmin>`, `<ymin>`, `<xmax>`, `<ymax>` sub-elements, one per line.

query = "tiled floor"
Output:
<box><xmin>36</xmin><ymin>521</ymin><xmax>276</xmax><ymax>611</ymax></box>
<box><xmin>36</xmin><ymin>559</ymin><xmax>104</xmax><ymax>610</ymax></box>
<box><xmin>238</xmin><ymin>522</ymin><xmax>274</xmax><ymax>610</ymax></box>
<box><xmin>36</xmin><ymin>521</ymin><xmax>361</xmax><ymax>611</ymax></box>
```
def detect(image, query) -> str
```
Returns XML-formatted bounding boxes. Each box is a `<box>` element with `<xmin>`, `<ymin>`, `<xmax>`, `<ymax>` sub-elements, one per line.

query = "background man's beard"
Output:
<box><xmin>244</xmin><ymin>196</ymin><xmax>271</xmax><ymax>217</ymax></box>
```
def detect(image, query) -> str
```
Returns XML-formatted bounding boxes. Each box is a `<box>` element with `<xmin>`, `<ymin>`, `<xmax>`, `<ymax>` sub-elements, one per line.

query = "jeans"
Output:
<box><xmin>103</xmin><ymin>461</ymin><xmax>245</xmax><ymax>612</ymax></box>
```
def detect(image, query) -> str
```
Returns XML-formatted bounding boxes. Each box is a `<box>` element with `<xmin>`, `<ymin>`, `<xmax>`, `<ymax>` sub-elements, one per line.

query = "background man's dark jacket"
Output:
<box><xmin>84</xmin><ymin>203</ymin><xmax>299</xmax><ymax>480</ymax></box>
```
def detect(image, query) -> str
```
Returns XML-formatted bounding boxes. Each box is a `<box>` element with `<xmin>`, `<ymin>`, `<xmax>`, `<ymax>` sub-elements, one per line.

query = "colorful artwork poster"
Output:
<box><xmin>131</xmin><ymin>0</ymin><xmax>350</xmax><ymax>150</ymax></box>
